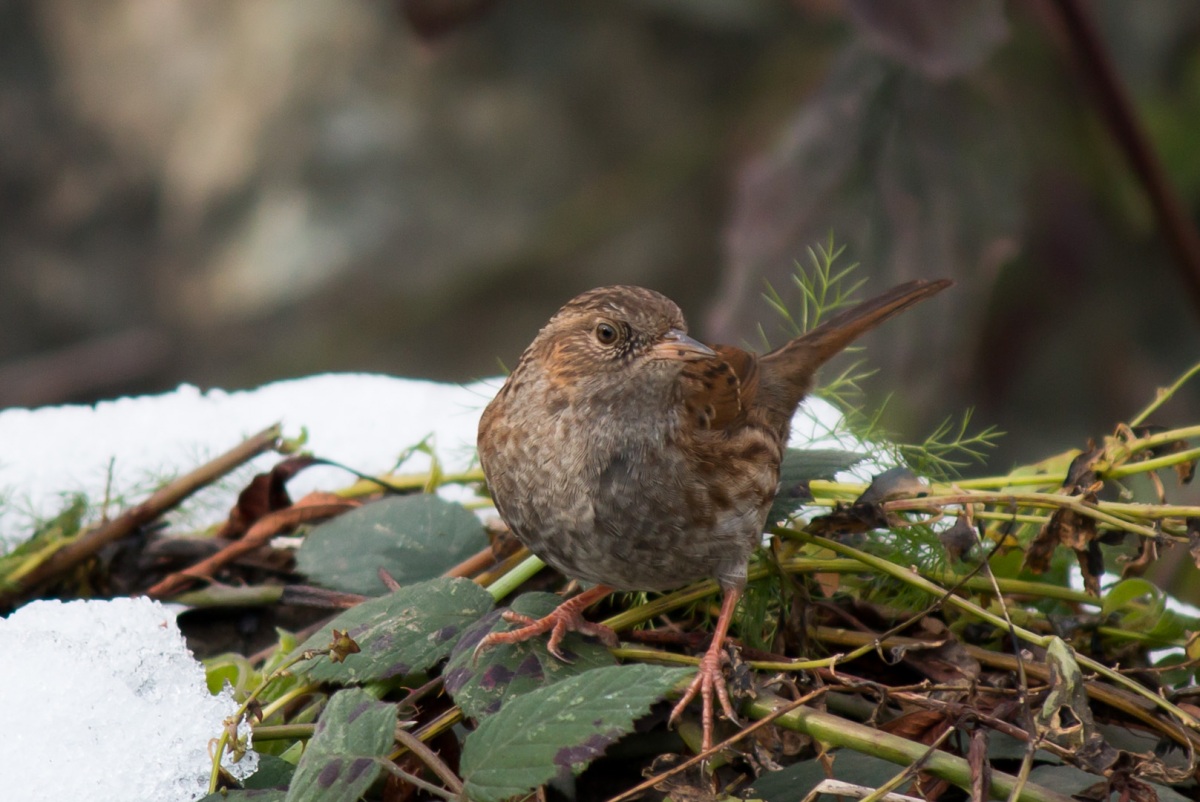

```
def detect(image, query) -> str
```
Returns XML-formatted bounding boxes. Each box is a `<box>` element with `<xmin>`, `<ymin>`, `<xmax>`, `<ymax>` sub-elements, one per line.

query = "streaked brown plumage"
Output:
<box><xmin>475</xmin><ymin>279</ymin><xmax>951</xmax><ymax>751</ymax></box>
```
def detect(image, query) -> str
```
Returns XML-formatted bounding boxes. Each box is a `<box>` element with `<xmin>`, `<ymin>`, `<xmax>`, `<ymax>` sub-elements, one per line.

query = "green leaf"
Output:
<box><xmin>1100</xmin><ymin>577</ymin><xmax>1159</xmax><ymax>618</ymax></box>
<box><xmin>284</xmin><ymin>688</ymin><xmax>395</xmax><ymax>802</ymax></box>
<box><xmin>768</xmin><ymin>448</ymin><xmax>864</xmax><ymax>521</ymax></box>
<box><xmin>444</xmin><ymin>592</ymin><xmax>618</xmax><ymax>719</ymax></box>
<box><xmin>292</xmin><ymin>577</ymin><xmax>493</xmax><ymax>684</ymax></box>
<box><xmin>460</xmin><ymin>664</ymin><xmax>692</xmax><ymax>802</ymax></box>
<box><xmin>1147</xmin><ymin>609</ymin><xmax>1188</xmax><ymax>642</ymax></box>
<box><xmin>296</xmin><ymin>495</ymin><xmax>488</xmax><ymax>595</ymax></box>
<box><xmin>195</xmin><ymin>754</ymin><xmax>299</xmax><ymax>800</ymax></box>
<box><xmin>244</xmin><ymin>755</ymin><xmax>296</xmax><ymax>789</ymax></box>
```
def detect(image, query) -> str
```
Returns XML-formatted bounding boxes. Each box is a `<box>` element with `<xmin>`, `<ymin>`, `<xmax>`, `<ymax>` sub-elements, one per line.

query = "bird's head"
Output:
<box><xmin>525</xmin><ymin>286</ymin><xmax>714</xmax><ymax>389</ymax></box>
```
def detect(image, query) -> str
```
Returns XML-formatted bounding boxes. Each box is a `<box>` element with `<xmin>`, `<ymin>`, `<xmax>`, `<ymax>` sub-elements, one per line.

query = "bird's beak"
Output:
<box><xmin>651</xmin><ymin>329</ymin><xmax>716</xmax><ymax>362</ymax></box>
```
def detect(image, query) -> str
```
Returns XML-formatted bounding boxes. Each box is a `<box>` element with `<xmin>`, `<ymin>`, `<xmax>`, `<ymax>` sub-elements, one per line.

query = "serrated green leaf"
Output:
<box><xmin>297</xmin><ymin>495</ymin><xmax>488</xmax><ymax>595</ymax></box>
<box><xmin>292</xmin><ymin>577</ymin><xmax>493</xmax><ymax>684</ymax></box>
<box><xmin>769</xmin><ymin>448</ymin><xmax>863</xmax><ymax>522</ymax></box>
<box><xmin>444</xmin><ymin>592</ymin><xmax>618</xmax><ymax>719</ymax></box>
<box><xmin>284</xmin><ymin>688</ymin><xmax>395</xmax><ymax>802</ymax></box>
<box><xmin>460</xmin><ymin>664</ymin><xmax>692</xmax><ymax>802</ymax></box>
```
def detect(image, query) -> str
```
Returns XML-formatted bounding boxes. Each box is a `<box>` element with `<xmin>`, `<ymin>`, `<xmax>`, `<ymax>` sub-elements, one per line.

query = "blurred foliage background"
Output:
<box><xmin>2</xmin><ymin>0</ymin><xmax>1199</xmax><ymax>473</ymax></box>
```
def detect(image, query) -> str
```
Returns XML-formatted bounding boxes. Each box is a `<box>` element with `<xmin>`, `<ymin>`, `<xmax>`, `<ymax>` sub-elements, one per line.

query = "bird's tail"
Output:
<box><xmin>758</xmin><ymin>278</ymin><xmax>952</xmax><ymax>417</ymax></box>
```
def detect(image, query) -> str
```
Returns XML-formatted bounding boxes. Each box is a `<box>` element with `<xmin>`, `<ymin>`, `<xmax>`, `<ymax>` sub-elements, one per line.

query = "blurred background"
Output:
<box><xmin>2</xmin><ymin>0</ymin><xmax>1199</xmax><ymax>471</ymax></box>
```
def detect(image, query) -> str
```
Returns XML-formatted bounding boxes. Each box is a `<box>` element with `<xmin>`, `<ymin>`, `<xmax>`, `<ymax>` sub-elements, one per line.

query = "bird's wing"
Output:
<box><xmin>679</xmin><ymin>345</ymin><xmax>759</xmax><ymax>431</ymax></box>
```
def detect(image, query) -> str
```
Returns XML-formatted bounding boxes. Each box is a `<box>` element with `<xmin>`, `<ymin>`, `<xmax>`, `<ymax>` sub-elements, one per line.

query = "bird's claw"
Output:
<box><xmin>472</xmin><ymin>591</ymin><xmax>618</xmax><ymax>665</ymax></box>
<box><xmin>669</xmin><ymin>644</ymin><xmax>738</xmax><ymax>752</ymax></box>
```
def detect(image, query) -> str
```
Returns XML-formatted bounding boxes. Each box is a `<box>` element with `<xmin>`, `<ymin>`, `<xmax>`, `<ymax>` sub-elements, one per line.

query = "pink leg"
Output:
<box><xmin>473</xmin><ymin>585</ymin><xmax>617</xmax><ymax>662</ymax></box>
<box><xmin>668</xmin><ymin>586</ymin><xmax>742</xmax><ymax>752</ymax></box>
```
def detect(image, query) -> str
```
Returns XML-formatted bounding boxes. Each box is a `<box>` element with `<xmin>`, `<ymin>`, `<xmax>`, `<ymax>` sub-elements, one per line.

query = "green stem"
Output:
<box><xmin>746</xmin><ymin>693</ymin><xmax>1076</xmax><ymax>802</ymax></box>
<box><xmin>1122</xmin><ymin>423</ymin><xmax>1200</xmax><ymax>453</ymax></box>
<box><xmin>1104</xmin><ymin>445</ymin><xmax>1200</xmax><ymax>479</ymax></box>
<box><xmin>484</xmin><ymin>554</ymin><xmax>545</xmax><ymax>602</ymax></box>
<box><xmin>882</xmin><ymin>492</ymin><xmax>1168</xmax><ymax>541</ymax></box>
<box><xmin>782</xmin><ymin>530</ymin><xmax>1200</xmax><ymax>731</ymax></box>
<box><xmin>208</xmin><ymin>647</ymin><xmax>337</xmax><ymax>793</ymax></box>
<box><xmin>248</xmin><ymin>724</ymin><xmax>315</xmax><ymax>742</ymax></box>
<box><xmin>1128</xmin><ymin>360</ymin><xmax>1200</xmax><ymax>427</ymax></box>
<box><xmin>258</xmin><ymin>682</ymin><xmax>322</xmax><ymax>723</ymax></box>
<box><xmin>600</xmin><ymin>559</ymin><xmax>864</xmax><ymax>632</ymax></box>
<box><xmin>338</xmin><ymin>469</ymin><xmax>486</xmax><ymax>499</ymax></box>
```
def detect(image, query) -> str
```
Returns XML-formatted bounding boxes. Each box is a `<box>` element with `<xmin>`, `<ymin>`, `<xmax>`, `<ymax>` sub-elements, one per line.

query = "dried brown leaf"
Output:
<box><xmin>217</xmin><ymin>455</ymin><xmax>321</xmax><ymax>538</ymax></box>
<box><xmin>1120</xmin><ymin>535</ymin><xmax>1160</xmax><ymax>578</ymax></box>
<box><xmin>879</xmin><ymin>708</ymin><xmax>949</xmax><ymax>744</ymax></box>
<box><xmin>1063</xmin><ymin>445</ymin><xmax>1103</xmax><ymax>494</ymax></box>
<box><xmin>938</xmin><ymin>516</ymin><xmax>976</xmax><ymax>562</ymax></box>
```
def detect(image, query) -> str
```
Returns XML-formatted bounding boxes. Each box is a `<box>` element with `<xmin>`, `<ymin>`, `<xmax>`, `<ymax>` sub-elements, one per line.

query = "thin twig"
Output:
<box><xmin>1128</xmin><ymin>361</ymin><xmax>1200</xmax><ymax>427</ymax></box>
<box><xmin>444</xmin><ymin>544</ymin><xmax>501</xmax><ymax>578</ymax></box>
<box><xmin>603</xmin><ymin>688</ymin><xmax>827</xmax><ymax>802</ymax></box>
<box><xmin>379</xmin><ymin>761</ymin><xmax>460</xmax><ymax>801</ymax></box>
<box><xmin>393</xmin><ymin>726</ymin><xmax>464</xmax><ymax>795</ymax></box>
<box><xmin>792</xmin><ymin>530</ymin><xmax>1200</xmax><ymax>735</ymax></box>
<box><xmin>745</xmin><ymin>693</ymin><xmax>1078</xmax><ymax>802</ymax></box>
<box><xmin>861</xmin><ymin>724</ymin><xmax>955</xmax><ymax>802</ymax></box>
<box><xmin>0</xmin><ymin>424</ymin><xmax>282</xmax><ymax>608</ymax></box>
<box><xmin>146</xmin><ymin>500</ymin><xmax>354</xmax><ymax>598</ymax></box>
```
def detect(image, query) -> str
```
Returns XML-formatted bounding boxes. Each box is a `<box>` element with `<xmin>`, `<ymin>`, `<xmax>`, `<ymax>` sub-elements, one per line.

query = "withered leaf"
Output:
<box><xmin>1120</xmin><ymin>535</ymin><xmax>1160</xmax><ymax>578</ymax></box>
<box><xmin>642</xmin><ymin>753</ymin><xmax>720</xmax><ymax>802</ymax></box>
<box><xmin>938</xmin><ymin>515</ymin><xmax>976</xmax><ymax>562</ymax></box>
<box><xmin>806</xmin><ymin>500</ymin><xmax>890</xmax><ymax>537</ymax></box>
<box><xmin>898</xmin><ymin>618</ymin><xmax>982</xmax><ymax>685</ymax></box>
<box><xmin>1062</xmin><ymin>445</ymin><xmax>1103</xmax><ymax>493</ymax></box>
<box><xmin>880</xmin><ymin>708</ymin><xmax>949</xmax><ymax>744</ymax></box>
<box><xmin>1036</xmin><ymin>639</ymin><xmax>1120</xmax><ymax>774</ymax></box>
<box><xmin>1022</xmin><ymin>518</ymin><xmax>1059</xmax><ymax>574</ymax></box>
<box><xmin>898</xmin><ymin>641</ymin><xmax>978</xmax><ymax>684</ymax></box>
<box><xmin>1053</xmin><ymin>506</ymin><xmax>1097</xmax><ymax>551</ymax></box>
<box><xmin>1075</xmin><ymin>540</ymin><xmax>1103</xmax><ymax>597</ymax></box>
<box><xmin>1145</xmin><ymin>435</ymin><xmax>1196</xmax><ymax>485</ymax></box>
<box><xmin>1022</xmin><ymin>498</ymin><xmax>1102</xmax><ymax>594</ymax></box>
<box><xmin>857</xmin><ymin>466</ymin><xmax>928</xmax><ymax>506</ymax></box>
<box><xmin>1189</xmin><ymin>518</ymin><xmax>1200</xmax><ymax>569</ymax></box>
<box><xmin>808</xmin><ymin>467</ymin><xmax>926</xmax><ymax>537</ymax></box>
<box><xmin>218</xmin><ymin>455</ymin><xmax>321</xmax><ymax>539</ymax></box>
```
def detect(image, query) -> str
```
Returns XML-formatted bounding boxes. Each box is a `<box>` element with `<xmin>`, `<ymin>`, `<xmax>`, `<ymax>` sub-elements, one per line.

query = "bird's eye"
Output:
<box><xmin>595</xmin><ymin>322</ymin><xmax>619</xmax><ymax>345</ymax></box>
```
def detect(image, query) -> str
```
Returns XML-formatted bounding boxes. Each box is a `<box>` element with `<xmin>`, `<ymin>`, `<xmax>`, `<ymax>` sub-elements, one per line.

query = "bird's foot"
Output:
<box><xmin>669</xmin><ymin>641</ymin><xmax>739</xmax><ymax>752</ymax></box>
<box><xmin>473</xmin><ymin>585</ymin><xmax>616</xmax><ymax>663</ymax></box>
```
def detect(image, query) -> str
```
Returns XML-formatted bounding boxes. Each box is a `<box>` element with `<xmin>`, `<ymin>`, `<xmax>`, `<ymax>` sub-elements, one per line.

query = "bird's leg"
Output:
<box><xmin>669</xmin><ymin>586</ymin><xmax>742</xmax><ymax>752</ymax></box>
<box><xmin>473</xmin><ymin>584</ymin><xmax>617</xmax><ymax>662</ymax></box>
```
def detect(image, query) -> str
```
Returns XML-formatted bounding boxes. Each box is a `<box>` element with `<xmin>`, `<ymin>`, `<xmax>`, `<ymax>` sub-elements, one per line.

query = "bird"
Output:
<box><xmin>474</xmin><ymin>279</ymin><xmax>951</xmax><ymax>751</ymax></box>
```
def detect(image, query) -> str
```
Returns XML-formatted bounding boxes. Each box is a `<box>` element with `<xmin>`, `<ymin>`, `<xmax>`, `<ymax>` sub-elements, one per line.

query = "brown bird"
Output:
<box><xmin>475</xmin><ymin>279</ymin><xmax>951</xmax><ymax>750</ymax></box>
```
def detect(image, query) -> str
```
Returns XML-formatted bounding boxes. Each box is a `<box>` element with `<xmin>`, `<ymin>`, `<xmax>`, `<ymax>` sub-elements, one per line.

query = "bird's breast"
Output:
<box><xmin>479</xmin><ymin>376</ymin><xmax>780</xmax><ymax>592</ymax></box>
